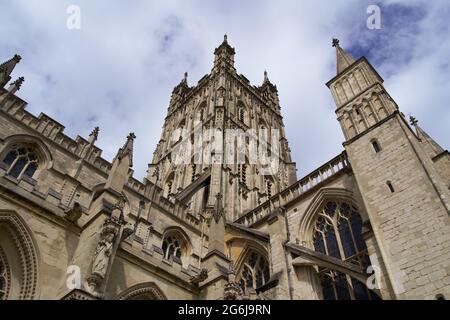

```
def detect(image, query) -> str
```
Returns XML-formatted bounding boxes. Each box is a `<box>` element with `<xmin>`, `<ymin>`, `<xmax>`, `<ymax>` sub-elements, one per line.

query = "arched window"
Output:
<box><xmin>1</xmin><ymin>144</ymin><xmax>40</xmax><ymax>179</ymax></box>
<box><xmin>239</xmin><ymin>251</ymin><xmax>270</xmax><ymax>291</ymax></box>
<box><xmin>371</xmin><ymin>140</ymin><xmax>381</xmax><ymax>153</ymax></box>
<box><xmin>162</xmin><ymin>235</ymin><xmax>182</xmax><ymax>260</ymax></box>
<box><xmin>387</xmin><ymin>181</ymin><xmax>395</xmax><ymax>193</ymax></box>
<box><xmin>313</xmin><ymin>201</ymin><xmax>381</xmax><ymax>300</ymax></box>
<box><xmin>164</xmin><ymin>173</ymin><xmax>174</xmax><ymax>198</ymax></box>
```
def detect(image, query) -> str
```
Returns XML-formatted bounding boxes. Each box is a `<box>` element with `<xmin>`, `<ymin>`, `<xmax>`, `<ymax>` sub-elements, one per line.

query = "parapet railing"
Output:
<box><xmin>235</xmin><ymin>151</ymin><xmax>350</xmax><ymax>227</ymax></box>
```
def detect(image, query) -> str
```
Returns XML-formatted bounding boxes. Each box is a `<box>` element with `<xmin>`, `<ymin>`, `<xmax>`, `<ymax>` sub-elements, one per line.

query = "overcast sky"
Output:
<box><xmin>1</xmin><ymin>0</ymin><xmax>449</xmax><ymax>180</ymax></box>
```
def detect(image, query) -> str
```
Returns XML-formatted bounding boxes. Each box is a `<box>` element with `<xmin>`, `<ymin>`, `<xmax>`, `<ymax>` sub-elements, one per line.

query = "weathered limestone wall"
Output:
<box><xmin>345</xmin><ymin>115</ymin><xmax>450</xmax><ymax>299</ymax></box>
<box><xmin>0</xmin><ymin>197</ymin><xmax>79</xmax><ymax>299</ymax></box>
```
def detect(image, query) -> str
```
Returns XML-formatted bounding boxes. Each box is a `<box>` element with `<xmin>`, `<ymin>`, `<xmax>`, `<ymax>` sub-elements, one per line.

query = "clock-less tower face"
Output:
<box><xmin>146</xmin><ymin>36</ymin><xmax>297</xmax><ymax>222</ymax></box>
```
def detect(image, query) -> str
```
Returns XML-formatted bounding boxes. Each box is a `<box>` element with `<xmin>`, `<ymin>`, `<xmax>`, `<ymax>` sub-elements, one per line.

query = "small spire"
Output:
<box><xmin>0</xmin><ymin>54</ymin><xmax>23</xmax><ymax>88</ymax></box>
<box><xmin>264</xmin><ymin>70</ymin><xmax>268</xmax><ymax>82</ymax></box>
<box><xmin>88</xmin><ymin>126</ymin><xmax>100</xmax><ymax>144</ymax></box>
<box><xmin>213</xmin><ymin>34</ymin><xmax>236</xmax><ymax>70</ymax></box>
<box><xmin>332</xmin><ymin>38</ymin><xmax>356</xmax><ymax>75</ymax></box>
<box><xmin>117</xmin><ymin>132</ymin><xmax>136</xmax><ymax>167</ymax></box>
<box><xmin>182</xmin><ymin>72</ymin><xmax>188</xmax><ymax>85</ymax></box>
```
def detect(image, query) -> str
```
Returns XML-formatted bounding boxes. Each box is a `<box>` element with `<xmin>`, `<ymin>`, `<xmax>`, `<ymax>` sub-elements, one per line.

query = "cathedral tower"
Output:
<box><xmin>147</xmin><ymin>36</ymin><xmax>297</xmax><ymax>222</ymax></box>
<box><xmin>327</xmin><ymin>39</ymin><xmax>450</xmax><ymax>299</ymax></box>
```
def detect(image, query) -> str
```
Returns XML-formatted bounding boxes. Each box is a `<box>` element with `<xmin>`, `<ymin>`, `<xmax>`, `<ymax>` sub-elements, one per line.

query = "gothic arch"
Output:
<box><xmin>0</xmin><ymin>211</ymin><xmax>40</xmax><ymax>300</ymax></box>
<box><xmin>234</xmin><ymin>240</ymin><xmax>269</xmax><ymax>275</ymax></box>
<box><xmin>0</xmin><ymin>134</ymin><xmax>54</xmax><ymax>181</ymax></box>
<box><xmin>234</xmin><ymin>243</ymin><xmax>270</xmax><ymax>291</ymax></box>
<box><xmin>161</xmin><ymin>226</ymin><xmax>192</xmax><ymax>265</ymax></box>
<box><xmin>1</xmin><ymin>134</ymin><xmax>54</xmax><ymax>170</ymax></box>
<box><xmin>297</xmin><ymin>188</ymin><xmax>361</xmax><ymax>245</ymax></box>
<box><xmin>294</xmin><ymin>189</ymin><xmax>381</xmax><ymax>300</ymax></box>
<box><xmin>115</xmin><ymin>282</ymin><xmax>167</xmax><ymax>300</ymax></box>
<box><xmin>163</xmin><ymin>171</ymin><xmax>175</xmax><ymax>198</ymax></box>
<box><xmin>237</xmin><ymin>100</ymin><xmax>248</xmax><ymax>124</ymax></box>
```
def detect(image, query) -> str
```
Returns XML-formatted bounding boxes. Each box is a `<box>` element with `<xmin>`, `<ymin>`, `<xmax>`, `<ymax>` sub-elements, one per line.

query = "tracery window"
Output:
<box><xmin>1</xmin><ymin>144</ymin><xmax>39</xmax><ymax>179</ymax></box>
<box><xmin>0</xmin><ymin>246</ymin><xmax>11</xmax><ymax>300</ymax></box>
<box><xmin>162</xmin><ymin>234</ymin><xmax>183</xmax><ymax>260</ymax></box>
<box><xmin>239</xmin><ymin>251</ymin><xmax>270</xmax><ymax>291</ymax></box>
<box><xmin>313</xmin><ymin>201</ymin><xmax>380</xmax><ymax>300</ymax></box>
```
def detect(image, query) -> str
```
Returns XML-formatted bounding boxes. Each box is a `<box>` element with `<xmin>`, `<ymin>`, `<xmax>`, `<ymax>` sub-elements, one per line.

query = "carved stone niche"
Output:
<box><xmin>86</xmin><ymin>217</ymin><xmax>123</xmax><ymax>294</ymax></box>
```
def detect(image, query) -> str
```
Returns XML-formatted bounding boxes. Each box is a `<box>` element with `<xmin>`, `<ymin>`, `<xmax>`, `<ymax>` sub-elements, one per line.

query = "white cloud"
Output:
<box><xmin>0</xmin><ymin>0</ymin><xmax>449</xmax><ymax>180</ymax></box>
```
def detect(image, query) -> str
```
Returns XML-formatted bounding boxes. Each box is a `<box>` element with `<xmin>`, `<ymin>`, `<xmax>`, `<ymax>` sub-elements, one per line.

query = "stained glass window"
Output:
<box><xmin>313</xmin><ymin>201</ymin><xmax>381</xmax><ymax>300</ymax></box>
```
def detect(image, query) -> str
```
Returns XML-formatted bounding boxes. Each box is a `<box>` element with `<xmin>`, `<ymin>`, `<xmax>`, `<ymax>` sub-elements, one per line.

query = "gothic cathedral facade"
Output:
<box><xmin>0</xmin><ymin>36</ymin><xmax>449</xmax><ymax>300</ymax></box>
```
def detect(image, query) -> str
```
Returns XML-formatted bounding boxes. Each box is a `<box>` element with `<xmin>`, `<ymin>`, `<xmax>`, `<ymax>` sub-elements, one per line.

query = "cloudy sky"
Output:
<box><xmin>1</xmin><ymin>0</ymin><xmax>449</xmax><ymax>180</ymax></box>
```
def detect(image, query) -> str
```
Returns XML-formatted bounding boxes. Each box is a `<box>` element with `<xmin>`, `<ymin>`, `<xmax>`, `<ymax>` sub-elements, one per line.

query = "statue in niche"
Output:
<box><xmin>91</xmin><ymin>232</ymin><xmax>115</xmax><ymax>279</ymax></box>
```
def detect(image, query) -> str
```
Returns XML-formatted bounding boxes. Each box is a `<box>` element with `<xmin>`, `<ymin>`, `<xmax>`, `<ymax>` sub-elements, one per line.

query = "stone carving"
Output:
<box><xmin>223</xmin><ymin>262</ymin><xmax>243</xmax><ymax>300</ymax></box>
<box><xmin>91</xmin><ymin>232</ymin><xmax>115</xmax><ymax>279</ymax></box>
<box><xmin>65</xmin><ymin>202</ymin><xmax>83</xmax><ymax>223</ymax></box>
<box><xmin>86</xmin><ymin>196</ymin><xmax>127</xmax><ymax>293</ymax></box>
<box><xmin>189</xmin><ymin>268</ymin><xmax>208</xmax><ymax>285</ymax></box>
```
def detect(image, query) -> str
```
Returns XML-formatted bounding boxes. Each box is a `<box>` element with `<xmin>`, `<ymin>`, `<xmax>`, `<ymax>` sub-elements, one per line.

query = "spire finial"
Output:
<box><xmin>332</xmin><ymin>38</ymin><xmax>356</xmax><ymax>74</ymax></box>
<box><xmin>332</xmin><ymin>38</ymin><xmax>340</xmax><ymax>47</ymax></box>
<box><xmin>88</xmin><ymin>126</ymin><xmax>99</xmax><ymax>144</ymax></box>
<box><xmin>224</xmin><ymin>34</ymin><xmax>228</xmax><ymax>43</ymax></box>
<box><xmin>12</xmin><ymin>76</ymin><xmax>24</xmax><ymax>90</ymax></box>
<box><xmin>264</xmin><ymin>70</ymin><xmax>268</xmax><ymax>82</ymax></box>
<box><xmin>127</xmin><ymin>132</ymin><xmax>136</xmax><ymax>141</ymax></box>
<box><xmin>409</xmin><ymin>116</ymin><xmax>418</xmax><ymax>127</ymax></box>
<box><xmin>116</xmin><ymin>132</ymin><xmax>135</xmax><ymax>167</ymax></box>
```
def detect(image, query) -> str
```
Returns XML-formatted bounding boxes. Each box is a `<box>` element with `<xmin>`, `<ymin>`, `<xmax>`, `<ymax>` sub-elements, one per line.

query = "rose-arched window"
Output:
<box><xmin>313</xmin><ymin>201</ymin><xmax>380</xmax><ymax>300</ymax></box>
<box><xmin>239</xmin><ymin>251</ymin><xmax>270</xmax><ymax>291</ymax></box>
<box><xmin>1</xmin><ymin>144</ymin><xmax>40</xmax><ymax>179</ymax></box>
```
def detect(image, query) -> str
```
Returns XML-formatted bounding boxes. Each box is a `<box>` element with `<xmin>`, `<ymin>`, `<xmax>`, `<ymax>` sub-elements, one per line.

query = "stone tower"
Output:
<box><xmin>147</xmin><ymin>35</ymin><xmax>297</xmax><ymax>222</ymax></box>
<box><xmin>327</xmin><ymin>39</ymin><xmax>450</xmax><ymax>299</ymax></box>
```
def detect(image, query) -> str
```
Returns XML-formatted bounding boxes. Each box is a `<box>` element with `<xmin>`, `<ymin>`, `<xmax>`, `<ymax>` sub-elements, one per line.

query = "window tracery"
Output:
<box><xmin>313</xmin><ymin>201</ymin><xmax>380</xmax><ymax>300</ymax></box>
<box><xmin>239</xmin><ymin>251</ymin><xmax>270</xmax><ymax>291</ymax></box>
<box><xmin>1</xmin><ymin>144</ymin><xmax>40</xmax><ymax>179</ymax></box>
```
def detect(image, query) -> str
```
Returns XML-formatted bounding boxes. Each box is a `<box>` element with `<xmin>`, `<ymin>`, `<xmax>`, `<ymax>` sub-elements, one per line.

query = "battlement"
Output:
<box><xmin>0</xmin><ymin>87</ymin><xmax>203</xmax><ymax>231</ymax></box>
